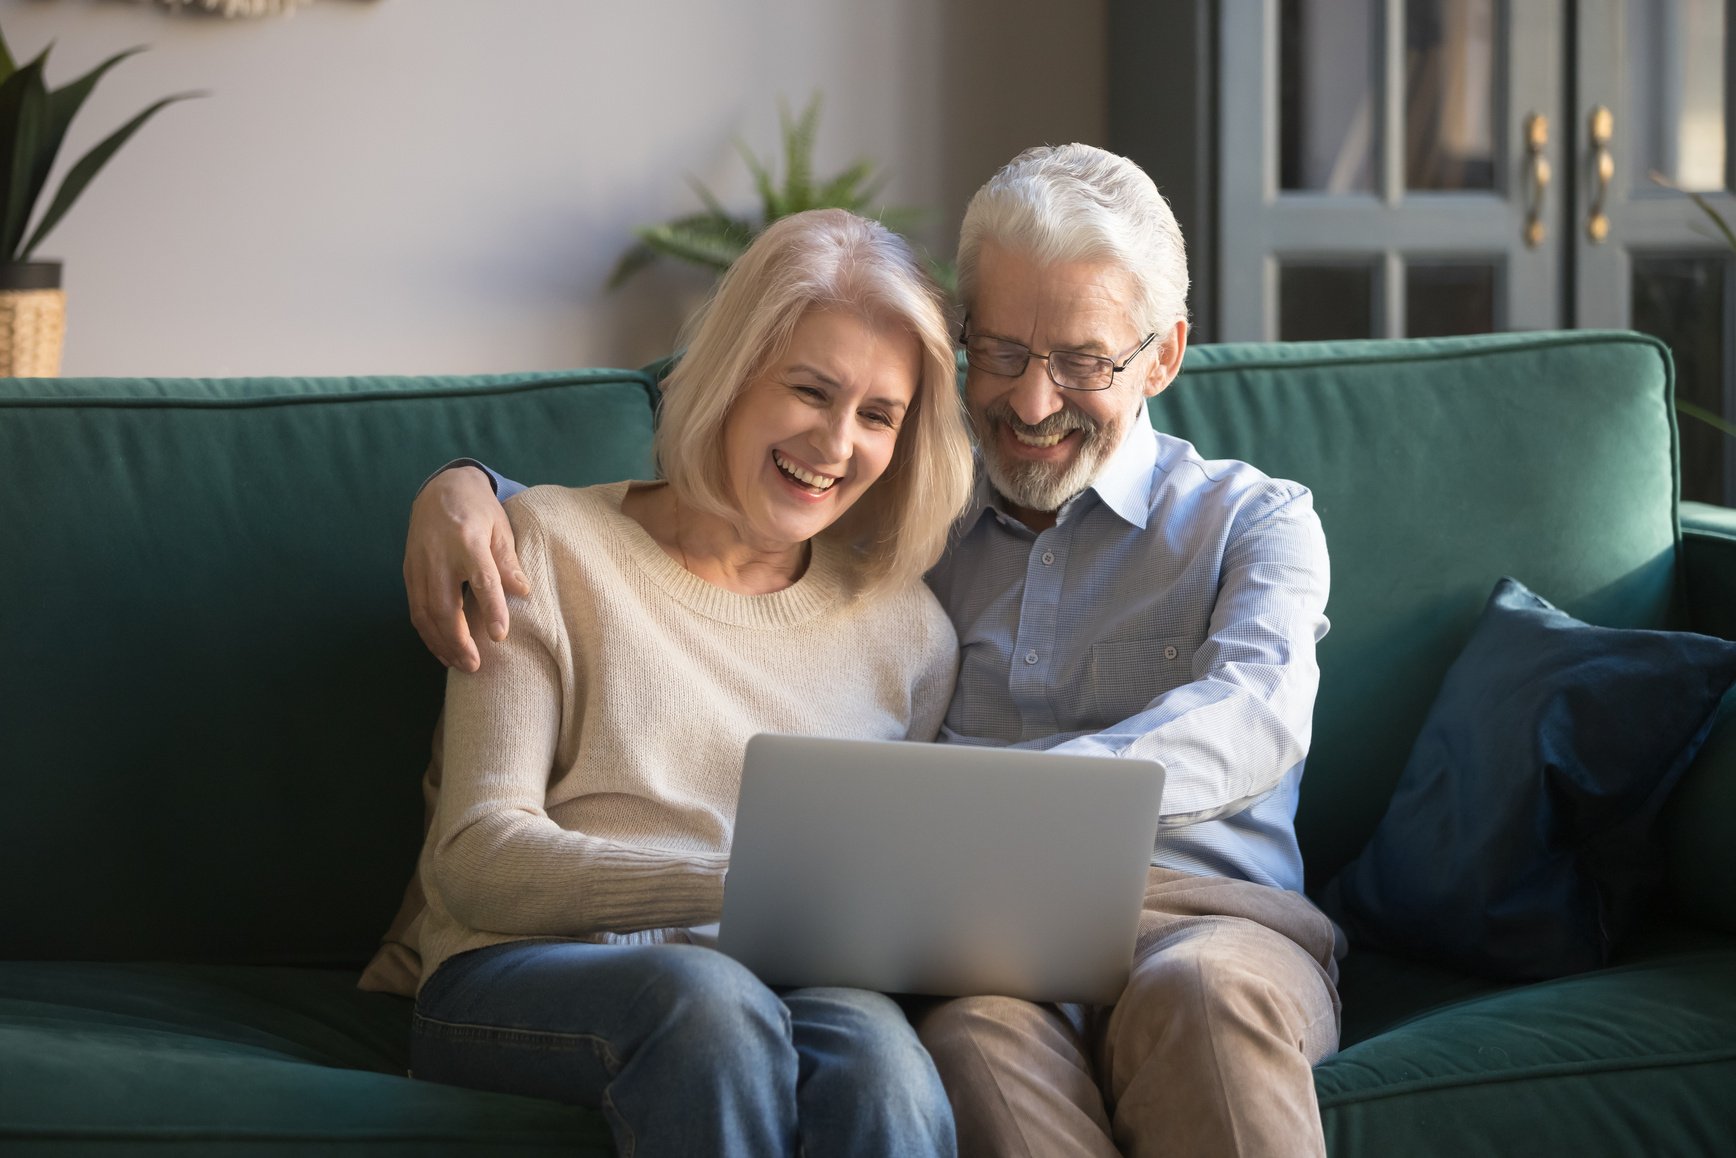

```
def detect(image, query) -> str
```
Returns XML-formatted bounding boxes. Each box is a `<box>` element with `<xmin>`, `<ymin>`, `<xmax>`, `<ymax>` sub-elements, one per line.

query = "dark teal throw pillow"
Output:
<box><xmin>1321</xmin><ymin>576</ymin><xmax>1736</xmax><ymax>979</ymax></box>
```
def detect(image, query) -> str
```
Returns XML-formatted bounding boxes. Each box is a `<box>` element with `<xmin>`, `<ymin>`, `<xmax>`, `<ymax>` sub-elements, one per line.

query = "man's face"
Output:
<box><xmin>965</xmin><ymin>242</ymin><xmax>1184</xmax><ymax>519</ymax></box>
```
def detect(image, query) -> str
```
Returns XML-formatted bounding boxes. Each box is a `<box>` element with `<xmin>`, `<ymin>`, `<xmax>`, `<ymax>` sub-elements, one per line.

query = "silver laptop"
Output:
<box><xmin>713</xmin><ymin>734</ymin><xmax>1166</xmax><ymax>1004</ymax></box>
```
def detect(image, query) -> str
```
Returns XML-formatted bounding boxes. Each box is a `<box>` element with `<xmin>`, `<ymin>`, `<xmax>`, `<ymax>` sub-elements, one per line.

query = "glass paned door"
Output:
<box><xmin>1406</xmin><ymin>261</ymin><xmax>1498</xmax><ymax>335</ymax></box>
<box><xmin>1281</xmin><ymin>0</ymin><xmax>1378</xmax><ymax>192</ymax></box>
<box><xmin>1405</xmin><ymin>0</ymin><xmax>1498</xmax><ymax>190</ymax></box>
<box><xmin>1220</xmin><ymin>0</ymin><xmax>1563</xmax><ymax>340</ymax></box>
<box><xmin>1279</xmin><ymin>262</ymin><xmax>1379</xmax><ymax>338</ymax></box>
<box><xmin>1632</xmin><ymin>256</ymin><xmax>1731</xmax><ymax>504</ymax></box>
<box><xmin>1579</xmin><ymin>0</ymin><xmax>1736</xmax><ymax>504</ymax></box>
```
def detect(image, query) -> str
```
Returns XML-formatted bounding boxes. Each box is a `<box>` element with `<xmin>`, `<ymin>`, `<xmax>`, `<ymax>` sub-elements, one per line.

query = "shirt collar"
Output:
<box><xmin>961</xmin><ymin>419</ymin><xmax>1158</xmax><ymax>534</ymax></box>
<box><xmin>1087</xmin><ymin>420</ymin><xmax>1157</xmax><ymax>529</ymax></box>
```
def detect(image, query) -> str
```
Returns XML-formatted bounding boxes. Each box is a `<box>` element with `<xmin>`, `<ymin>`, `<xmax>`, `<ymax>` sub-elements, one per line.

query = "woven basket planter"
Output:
<box><xmin>0</xmin><ymin>263</ymin><xmax>65</xmax><ymax>378</ymax></box>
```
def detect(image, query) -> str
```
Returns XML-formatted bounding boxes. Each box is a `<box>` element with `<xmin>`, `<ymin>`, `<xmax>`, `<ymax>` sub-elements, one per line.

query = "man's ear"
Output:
<box><xmin>1143</xmin><ymin>319</ymin><xmax>1190</xmax><ymax>399</ymax></box>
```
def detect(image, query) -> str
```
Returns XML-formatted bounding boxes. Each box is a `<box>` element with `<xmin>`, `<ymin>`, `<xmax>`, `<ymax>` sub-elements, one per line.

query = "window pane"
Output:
<box><xmin>1405</xmin><ymin>0</ymin><xmax>1497</xmax><ymax>190</ymax></box>
<box><xmin>1280</xmin><ymin>0</ymin><xmax>1376</xmax><ymax>192</ymax></box>
<box><xmin>1628</xmin><ymin>0</ymin><xmax>1726</xmax><ymax>192</ymax></box>
<box><xmin>1406</xmin><ymin>262</ymin><xmax>1496</xmax><ymax>336</ymax></box>
<box><xmin>1279</xmin><ymin>263</ymin><xmax>1376</xmax><ymax>340</ymax></box>
<box><xmin>1631</xmin><ymin>255</ymin><xmax>1730</xmax><ymax>505</ymax></box>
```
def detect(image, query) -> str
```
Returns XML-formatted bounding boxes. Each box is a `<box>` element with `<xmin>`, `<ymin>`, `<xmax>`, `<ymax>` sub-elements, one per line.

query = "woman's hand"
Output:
<box><xmin>404</xmin><ymin>466</ymin><xmax>530</xmax><ymax>671</ymax></box>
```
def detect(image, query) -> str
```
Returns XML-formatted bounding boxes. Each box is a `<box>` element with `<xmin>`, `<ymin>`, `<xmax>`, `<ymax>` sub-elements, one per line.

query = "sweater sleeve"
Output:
<box><xmin>904</xmin><ymin>589</ymin><xmax>961</xmax><ymax>742</ymax></box>
<box><xmin>426</xmin><ymin>493</ymin><xmax>727</xmax><ymax>938</ymax></box>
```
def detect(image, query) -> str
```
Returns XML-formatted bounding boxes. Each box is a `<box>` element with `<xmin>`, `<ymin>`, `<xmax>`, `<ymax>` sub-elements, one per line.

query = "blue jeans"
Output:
<box><xmin>410</xmin><ymin>939</ymin><xmax>956</xmax><ymax>1158</ymax></box>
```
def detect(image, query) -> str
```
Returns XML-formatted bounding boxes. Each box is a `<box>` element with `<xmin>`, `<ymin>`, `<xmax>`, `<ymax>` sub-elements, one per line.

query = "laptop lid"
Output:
<box><xmin>715</xmin><ymin>734</ymin><xmax>1165</xmax><ymax>1004</ymax></box>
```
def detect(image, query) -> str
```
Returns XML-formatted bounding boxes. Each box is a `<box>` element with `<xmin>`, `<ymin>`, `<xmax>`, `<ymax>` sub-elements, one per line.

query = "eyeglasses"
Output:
<box><xmin>958</xmin><ymin>315</ymin><xmax>1158</xmax><ymax>392</ymax></box>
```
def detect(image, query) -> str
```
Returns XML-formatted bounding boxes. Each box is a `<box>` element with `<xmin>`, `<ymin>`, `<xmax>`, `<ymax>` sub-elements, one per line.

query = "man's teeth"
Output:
<box><xmin>1011</xmin><ymin>427</ymin><xmax>1066</xmax><ymax>448</ymax></box>
<box><xmin>773</xmin><ymin>450</ymin><xmax>836</xmax><ymax>490</ymax></box>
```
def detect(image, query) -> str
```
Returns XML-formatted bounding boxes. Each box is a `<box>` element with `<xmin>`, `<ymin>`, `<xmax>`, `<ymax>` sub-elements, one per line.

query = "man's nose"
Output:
<box><xmin>1008</xmin><ymin>361</ymin><xmax>1066</xmax><ymax>426</ymax></box>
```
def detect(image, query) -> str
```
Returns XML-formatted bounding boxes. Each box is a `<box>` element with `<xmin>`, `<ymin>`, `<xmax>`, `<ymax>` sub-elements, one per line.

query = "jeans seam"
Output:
<box><xmin>412</xmin><ymin>1011</ymin><xmax>638</xmax><ymax>1156</ymax></box>
<box><xmin>412</xmin><ymin>1010</ymin><xmax>608</xmax><ymax>1050</ymax></box>
<box><xmin>600</xmin><ymin>1085</ymin><xmax>634</xmax><ymax>1158</ymax></box>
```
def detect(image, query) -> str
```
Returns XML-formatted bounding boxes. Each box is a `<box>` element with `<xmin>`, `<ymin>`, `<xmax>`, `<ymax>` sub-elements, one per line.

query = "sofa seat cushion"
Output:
<box><xmin>1320</xmin><ymin>925</ymin><xmax>1736</xmax><ymax>1155</ymax></box>
<box><xmin>0</xmin><ymin>963</ymin><xmax>611</xmax><ymax>1155</ymax></box>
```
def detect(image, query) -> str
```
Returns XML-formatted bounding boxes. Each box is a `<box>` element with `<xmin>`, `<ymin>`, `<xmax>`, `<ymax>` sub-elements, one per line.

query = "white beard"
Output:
<box><xmin>972</xmin><ymin>397</ymin><xmax>1132</xmax><ymax>513</ymax></box>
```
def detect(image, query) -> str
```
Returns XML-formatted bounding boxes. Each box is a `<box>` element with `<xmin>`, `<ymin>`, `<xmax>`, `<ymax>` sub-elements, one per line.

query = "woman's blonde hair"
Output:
<box><xmin>657</xmin><ymin>208</ymin><xmax>973</xmax><ymax>594</ymax></box>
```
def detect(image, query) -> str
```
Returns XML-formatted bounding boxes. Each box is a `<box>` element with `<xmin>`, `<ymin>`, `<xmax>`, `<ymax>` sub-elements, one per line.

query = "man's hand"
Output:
<box><xmin>403</xmin><ymin>466</ymin><xmax>530</xmax><ymax>672</ymax></box>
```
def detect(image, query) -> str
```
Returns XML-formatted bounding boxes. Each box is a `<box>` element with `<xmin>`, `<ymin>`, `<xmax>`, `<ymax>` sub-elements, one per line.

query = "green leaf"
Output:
<box><xmin>857</xmin><ymin>171</ymin><xmax>892</xmax><ymax>205</ymax></box>
<box><xmin>779</xmin><ymin>94</ymin><xmax>821</xmax><ymax>214</ymax></box>
<box><xmin>873</xmin><ymin>207</ymin><xmax>925</xmax><ymax>236</ymax></box>
<box><xmin>0</xmin><ymin>53</ymin><xmax>49</xmax><ymax>261</ymax></box>
<box><xmin>1650</xmin><ymin>168</ymin><xmax>1736</xmax><ymax>253</ymax></box>
<box><xmin>22</xmin><ymin>90</ymin><xmax>203</xmax><ymax>260</ymax></box>
<box><xmin>1683</xmin><ymin>188</ymin><xmax>1736</xmax><ymax>252</ymax></box>
<box><xmin>605</xmin><ymin>241</ymin><xmax>661</xmax><ymax>289</ymax></box>
<box><xmin>1679</xmin><ymin>399</ymin><xmax>1736</xmax><ymax>440</ymax></box>
<box><xmin>816</xmin><ymin>159</ymin><xmax>875</xmax><ymax>209</ymax></box>
<box><xmin>635</xmin><ymin>220</ymin><xmax>748</xmax><ymax>272</ymax></box>
<box><xmin>663</xmin><ymin>209</ymin><xmax>754</xmax><ymax>249</ymax></box>
<box><xmin>29</xmin><ymin>47</ymin><xmax>147</xmax><ymax>237</ymax></box>
<box><xmin>736</xmin><ymin>137</ymin><xmax>783</xmax><ymax>223</ymax></box>
<box><xmin>609</xmin><ymin>208</ymin><xmax>755</xmax><ymax>287</ymax></box>
<box><xmin>686</xmin><ymin>175</ymin><xmax>735</xmax><ymax>225</ymax></box>
<box><xmin>0</xmin><ymin>24</ymin><xmax>16</xmax><ymax>84</ymax></box>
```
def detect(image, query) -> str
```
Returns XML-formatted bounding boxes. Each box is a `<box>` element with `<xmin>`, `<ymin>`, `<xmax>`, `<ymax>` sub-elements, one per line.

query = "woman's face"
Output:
<box><xmin>720</xmin><ymin>308</ymin><xmax>921</xmax><ymax>552</ymax></box>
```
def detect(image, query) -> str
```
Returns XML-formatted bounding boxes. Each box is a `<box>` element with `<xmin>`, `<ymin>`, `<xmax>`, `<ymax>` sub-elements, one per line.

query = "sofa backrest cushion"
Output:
<box><xmin>0</xmin><ymin>332</ymin><xmax>1682</xmax><ymax>961</ymax></box>
<box><xmin>0</xmin><ymin>371</ymin><xmax>659</xmax><ymax>964</ymax></box>
<box><xmin>1152</xmin><ymin>332</ymin><xmax>1681</xmax><ymax>887</ymax></box>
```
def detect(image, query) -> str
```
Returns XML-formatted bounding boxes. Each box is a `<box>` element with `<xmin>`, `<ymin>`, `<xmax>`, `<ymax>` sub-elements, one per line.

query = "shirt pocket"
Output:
<box><xmin>1086</xmin><ymin>636</ymin><xmax>1193</xmax><ymax>724</ymax></box>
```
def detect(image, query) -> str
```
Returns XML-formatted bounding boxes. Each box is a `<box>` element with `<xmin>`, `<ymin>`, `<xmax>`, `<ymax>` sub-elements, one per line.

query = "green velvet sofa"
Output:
<box><xmin>3</xmin><ymin>329</ymin><xmax>1734</xmax><ymax>1156</ymax></box>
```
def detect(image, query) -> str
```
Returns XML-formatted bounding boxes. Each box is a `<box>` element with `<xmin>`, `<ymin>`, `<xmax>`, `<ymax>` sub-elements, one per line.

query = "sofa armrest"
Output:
<box><xmin>1664</xmin><ymin>502</ymin><xmax>1736</xmax><ymax>933</ymax></box>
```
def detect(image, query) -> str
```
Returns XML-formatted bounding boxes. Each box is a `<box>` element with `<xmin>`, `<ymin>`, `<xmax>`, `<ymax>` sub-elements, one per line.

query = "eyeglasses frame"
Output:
<box><xmin>958</xmin><ymin>314</ymin><xmax>1159</xmax><ymax>392</ymax></box>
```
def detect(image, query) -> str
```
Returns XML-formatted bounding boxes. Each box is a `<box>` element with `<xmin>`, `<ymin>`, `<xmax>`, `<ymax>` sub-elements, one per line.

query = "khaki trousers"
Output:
<box><xmin>916</xmin><ymin>868</ymin><xmax>1342</xmax><ymax>1158</ymax></box>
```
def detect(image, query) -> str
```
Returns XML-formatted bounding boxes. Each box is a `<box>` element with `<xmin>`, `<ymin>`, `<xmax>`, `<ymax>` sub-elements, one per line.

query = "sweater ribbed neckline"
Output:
<box><xmin>590</xmin><ymin>481</ymin><xmax>851</xmax><ymax>628</ymax></box>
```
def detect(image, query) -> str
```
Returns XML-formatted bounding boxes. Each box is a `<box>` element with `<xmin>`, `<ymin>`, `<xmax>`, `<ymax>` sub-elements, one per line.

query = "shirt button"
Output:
<box><xmin>1024</xmin><ymin>650</ymin><xmax>1039</xmax><ymax>665</ymax></box>
<box><xmin>1041</xmin><ymin>550</ymin><xmax>1055</xmax><ymax>566</ymax></box>
<box><xmin>1164</xmin><ymin>645</ymin><xmax>1178</xmax><ymax>660</ymax></box>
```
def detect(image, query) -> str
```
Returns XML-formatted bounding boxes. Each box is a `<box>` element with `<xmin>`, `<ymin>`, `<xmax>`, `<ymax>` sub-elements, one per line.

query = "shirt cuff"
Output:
<box><xmin>418</xmin><ymin>459</ymin><xmax>525</xmax><ymax>501</ymax></box>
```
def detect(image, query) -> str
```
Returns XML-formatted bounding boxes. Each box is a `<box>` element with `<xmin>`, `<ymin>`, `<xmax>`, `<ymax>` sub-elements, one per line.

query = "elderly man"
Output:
<box><xmin>404</xmin><ymin>144</ymin><xmax>1340</xmax><ymax>1158</ymax></box>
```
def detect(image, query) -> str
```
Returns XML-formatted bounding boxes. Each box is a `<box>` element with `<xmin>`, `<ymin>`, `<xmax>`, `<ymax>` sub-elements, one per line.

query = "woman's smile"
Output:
<box><xmin>771</xmin><ymin>448</ymin><xmax>839</xmax><ymax>495</ymax></box>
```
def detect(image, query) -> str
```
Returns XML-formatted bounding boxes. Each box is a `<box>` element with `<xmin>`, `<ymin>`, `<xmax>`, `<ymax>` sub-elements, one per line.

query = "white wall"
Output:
<box><xmin>1</xmin><ymin>0</ymin><xmax>1105</xmax><ymax>377</ymax></box>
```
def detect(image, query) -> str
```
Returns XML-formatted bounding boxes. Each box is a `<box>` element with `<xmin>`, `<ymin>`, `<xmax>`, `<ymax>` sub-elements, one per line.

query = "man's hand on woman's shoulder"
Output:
<box><xmin>404</xmin><ymin>465</ymin><xmax>530</xmax><ymax>672</ymax></box>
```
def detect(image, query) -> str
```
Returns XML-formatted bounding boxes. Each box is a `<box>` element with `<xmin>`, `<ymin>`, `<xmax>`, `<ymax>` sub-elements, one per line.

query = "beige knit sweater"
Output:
<box><xmin>402</xmin><ymin>481</ymin><xmax>958</xmax><ymax>995</ymax></box>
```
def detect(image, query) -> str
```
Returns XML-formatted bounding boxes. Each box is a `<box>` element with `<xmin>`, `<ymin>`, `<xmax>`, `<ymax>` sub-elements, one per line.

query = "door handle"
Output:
<box><xmin>1524</xmin><ymin>113</ymin><xmax>1550</xmax><ymax>247</ymax></box>
<box><xmin>1587</xmin><ymin>105</ymin><xmax>1614</xmax><ymax>243</ymax></box>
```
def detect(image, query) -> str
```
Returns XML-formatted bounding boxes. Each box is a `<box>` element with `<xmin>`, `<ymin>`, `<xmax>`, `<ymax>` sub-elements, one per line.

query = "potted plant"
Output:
<box><xmin>0</xmin><ymin>25</ymin><xmax>200</xmax><ymax>376</ymax></box>
<box><xmin>609</xmin><ymin>96</ymin><xmax>953</xmax><ymax>296</ymax></box>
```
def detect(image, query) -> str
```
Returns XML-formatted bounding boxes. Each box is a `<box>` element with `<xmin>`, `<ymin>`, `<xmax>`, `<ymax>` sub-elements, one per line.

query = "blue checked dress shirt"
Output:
<box><xmin>927</xmin><ymin>421</ymin><xmax>1331</xmax><ymax>892</ymax></box>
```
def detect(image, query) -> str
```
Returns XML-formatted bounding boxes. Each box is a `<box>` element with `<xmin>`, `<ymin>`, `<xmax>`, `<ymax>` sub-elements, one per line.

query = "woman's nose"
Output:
<box><xmin>811</xmin><ymin>414</ymin><xmax>852</xmax><ymax>463</ymax></box>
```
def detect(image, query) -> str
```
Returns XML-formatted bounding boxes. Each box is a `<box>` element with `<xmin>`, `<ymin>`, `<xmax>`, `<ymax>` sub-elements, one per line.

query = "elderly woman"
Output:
<box><xmin>392</xmin><ymin>209</ymin><xmax>974</xmax><ymax>1158</ymax></box>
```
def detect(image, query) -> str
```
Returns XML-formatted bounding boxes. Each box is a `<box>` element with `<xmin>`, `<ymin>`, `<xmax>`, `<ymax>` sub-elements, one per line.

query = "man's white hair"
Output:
<box><xmin>957</xmin><ymin>144</ymin><xmax>1189</xmax><ymax>337</ymax></box>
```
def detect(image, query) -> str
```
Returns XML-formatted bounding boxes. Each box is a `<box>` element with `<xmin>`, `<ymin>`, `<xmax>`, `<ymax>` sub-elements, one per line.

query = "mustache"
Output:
<box><xmin>979</xmin><ymin>397</ymin><xmax>1102</xmax><ymax>441</ymax></box>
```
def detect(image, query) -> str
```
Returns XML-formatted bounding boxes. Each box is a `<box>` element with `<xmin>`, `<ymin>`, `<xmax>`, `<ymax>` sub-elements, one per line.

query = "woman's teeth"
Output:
<box><xmin>1011</xmin><ymin>427</ymin><xmax>1066</xmax><ymax>448</ymax></box>
<box><xmin>773</xmin><ymin>450</ymin><xmax>836</xmax><ymax>491</ymax></box>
